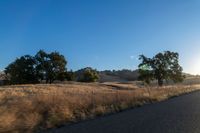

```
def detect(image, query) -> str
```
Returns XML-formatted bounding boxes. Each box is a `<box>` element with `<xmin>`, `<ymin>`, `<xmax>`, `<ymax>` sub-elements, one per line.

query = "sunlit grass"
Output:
<box><xmin>0</xmin><ymin>82</ymin><xmax>200</xmax><ymax>133</ymax></box>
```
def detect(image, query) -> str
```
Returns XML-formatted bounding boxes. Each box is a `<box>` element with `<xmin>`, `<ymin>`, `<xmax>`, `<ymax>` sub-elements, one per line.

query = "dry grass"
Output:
<box><xmin>0</xmin><ymin>82</ymin><xmax>200</xmax><ymax>133</ymax></box>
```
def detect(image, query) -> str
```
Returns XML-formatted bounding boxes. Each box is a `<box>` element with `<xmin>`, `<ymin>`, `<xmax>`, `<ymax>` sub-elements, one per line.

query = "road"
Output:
<box><xmin>46</xmin><ymin>91</ymin><xmax>200</xmax><ymax>133</ymax></box>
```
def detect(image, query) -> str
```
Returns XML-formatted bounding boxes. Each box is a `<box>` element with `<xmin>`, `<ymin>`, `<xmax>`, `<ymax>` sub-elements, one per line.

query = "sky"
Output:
<box><xmin>0</xmin><ymin>0</ymin><xmax>200</xmax><ymax>74</ymax></box>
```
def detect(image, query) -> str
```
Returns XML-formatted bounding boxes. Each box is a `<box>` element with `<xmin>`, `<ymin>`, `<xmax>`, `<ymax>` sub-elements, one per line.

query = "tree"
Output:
<box><xmin>35</xmin><ymin>50</ymin><xmax>49</xmax><ymax>82</ymax></box>
<box><xmin>57</xmin><ymin>70</ymin><xmax>75</xmax><ymax>81</ymax></box>
<box><xmin>4</xmin><ymin>50</ymin><xmax>68</xmax><ymax>85</ymax></box>
<box><xmin>35</xmin><ymin>50</ymin><xmax>67</xmax><ymax>84</ymax></box>
<box><xmin>5</xmin><ymin>55</ymin><xmax>38</xmax><ymax>84</ymax></box>
<box><xmin>57</xmin><ymin>71</ymin><xmax>67</xmax><ymax>81</ymax></box>
<box><xmin>138</xmin><ymin>51</ymin><xmax>184</xmax><ymax>86</ymax></box>
<box><xmin>76</xmin><ymin>67</ymin><xmax>99</xmax><ymax>82</ymax></box>
<box><xmin>65</xmin><ymin>70</ymin><xmax>75</xmax><ymax>81</ymax></box>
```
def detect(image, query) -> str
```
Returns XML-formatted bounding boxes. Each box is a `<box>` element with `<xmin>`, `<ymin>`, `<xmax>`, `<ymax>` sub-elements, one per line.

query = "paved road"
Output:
<box><xmin>47</xmin><ymin>91</ymin><xmax>200</xmax><ymax>133</ymax></box>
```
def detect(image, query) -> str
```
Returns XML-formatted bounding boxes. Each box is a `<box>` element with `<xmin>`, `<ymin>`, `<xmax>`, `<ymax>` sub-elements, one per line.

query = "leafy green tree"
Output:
<box><xmin>138</xmin><ymin>51</ymin><xmax>184</xmax><ymax>86</ymax></box>
<box><xmin>48</xmin><ymin>52</ymin><xmax>67</xmax><ymax>83</ymax></box>
<box><xmin>35</xmin><ymin>50</ymin><xmax>49</xmax><ymax>82</ymax></box>
<box><xmin>76</xmin><ymin>67</ymin><xmax>99</xmax><ymax>82</ymax></box>
<box><xmin>65</xmin><ymin>70</ymin><xmax>75</xmax><ymax>81</ymax></box>
<box><xmin>5</xmin><ymin>50</ymin><xmax>68</xmax><ymax>84</ymax></box>
<box><xmin>57</xmin><ymin>71</ymin><xmax>67</xmax><ymax>81</ymax></box>
<box><xmin>5</xmin><ymin>55</ymin><xmax>38</xmax><ymax>84</ymax></box>
<box><xmin>35</xmin><ymin>50</ymin><xmax>67</xmax><ymax>84</ymax></box>
<box><xmin>57</xmin><ymin>70</ymin><xmax>75</xmax><ymax>81</ymax></box>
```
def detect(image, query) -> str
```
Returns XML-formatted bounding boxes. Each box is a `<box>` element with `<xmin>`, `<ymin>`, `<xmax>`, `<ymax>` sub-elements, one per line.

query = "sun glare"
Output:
<box><xmin>188</xmin><ymin>57</ymin><xmax>200</xmax><ymax>75</ymax></box>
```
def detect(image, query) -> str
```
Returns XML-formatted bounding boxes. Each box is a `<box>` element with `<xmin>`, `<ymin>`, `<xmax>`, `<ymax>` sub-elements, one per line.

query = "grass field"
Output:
<box><xmin>0</xmin><ymin>80</ymin><xmax>200</xmax><ymax>133</ymax></box>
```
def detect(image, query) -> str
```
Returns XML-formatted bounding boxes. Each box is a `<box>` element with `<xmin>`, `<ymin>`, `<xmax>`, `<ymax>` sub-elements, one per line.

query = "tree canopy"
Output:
<box><xmin>75</xmin><ymin>67</ymin><xmax>99</xmax><ymax>82</ymax></box>
<box><xmin>35</xmin><ymin>50</ymin><xmax>67</xmax><ymax>83</ymax></box>
<box><xmin>5</xmin><ymin>55</ymin><xmax>38</xmax><ymax>84</ymax></box>
<box><xmin>5</xmin><ymin>50</ymin><xmax>68</xmax><ymax>84</ymax></box>
<box><xmin>138</xmin><ymin>51</ymin><xmax>185</xmax><ymax>86</ymax></box>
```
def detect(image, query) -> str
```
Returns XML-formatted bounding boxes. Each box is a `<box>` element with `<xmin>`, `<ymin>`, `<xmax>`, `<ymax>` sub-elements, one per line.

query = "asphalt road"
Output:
<box><xmin>47</xmin><ymin>91</ymin><xmax>200</xmax><ymax>133</ymax></box>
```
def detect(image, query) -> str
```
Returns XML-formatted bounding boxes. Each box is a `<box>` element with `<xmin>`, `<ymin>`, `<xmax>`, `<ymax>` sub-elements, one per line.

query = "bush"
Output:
<box><xmin>76</xmin><ymin>67</ymin><xmax>99</xmax><ymax>82</ymax></box>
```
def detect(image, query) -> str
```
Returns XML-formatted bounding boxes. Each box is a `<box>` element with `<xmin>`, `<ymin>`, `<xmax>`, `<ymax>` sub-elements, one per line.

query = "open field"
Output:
<box><xmin>0</xmin><ymin>81</ymin><xmax>200</xmax><ymax>133</ymax></box>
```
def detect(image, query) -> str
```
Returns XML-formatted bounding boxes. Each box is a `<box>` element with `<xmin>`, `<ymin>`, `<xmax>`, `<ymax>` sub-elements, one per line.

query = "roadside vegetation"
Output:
<box><xmin>0</xmin><ymin>82</ymin><xmax>200</xmax><ymax>133</ymax></box>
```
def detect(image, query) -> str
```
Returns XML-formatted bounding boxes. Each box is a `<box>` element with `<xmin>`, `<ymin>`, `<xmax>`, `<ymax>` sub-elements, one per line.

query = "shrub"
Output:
<box><xmin>76</xmin><ymin>67</ymin><xmax>99</xmax><ymax>82</ymax></box>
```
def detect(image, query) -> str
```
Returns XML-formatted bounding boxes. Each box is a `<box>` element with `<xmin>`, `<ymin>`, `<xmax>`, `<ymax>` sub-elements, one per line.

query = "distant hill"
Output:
<box><xmin>74</xmin><ymin>68</ymin><xmax>139</xmax><ymax>83</ymax></box>
<box><xmin>99</xmin><ymin>69</ymin><xmax>139</xmax><ymax>82</ymax></box>
<box><xmin>183</xmin><ymin>72</ymin><xmax>199</xmax><ymax>78</ymax></box>
<box><xmin>98</xmin><ymin>70</ymin><xmax>198</xmax><ymax>83</ymax></box>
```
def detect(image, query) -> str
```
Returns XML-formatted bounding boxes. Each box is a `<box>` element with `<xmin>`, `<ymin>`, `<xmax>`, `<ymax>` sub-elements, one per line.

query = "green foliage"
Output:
<box><xmin>35</xmin><ymin>50</ymin><xmax>67</xmax><ymax>83</ymax></box>
<box><xmin>5</xmin><ymin>50</ymin><xmax>68</xmax><ymax>84</ymax></box>
<box><xmin>76</xmin><ymin>67</ymin><xmax>99</xmax><ymax>82</ymax></box>
<box><xmin>138</xmin><ymin>51</ymin><xmax>185</xmax><ymax>86</ymax></box>
<box><xmin>65</xmin><ymin>70</ymin><xmax>75</xmax><ymax>81</ymax></box>
<box><xmin>57</xmin><ymin>70</ymin><xmax>75</xmax><ymax>81</ymax></box>
<box><xmin>5</xmin><ymin>49</ymin><xmax>100</xmax><ymax>84</ymax></box>
<box><xmin>57</xmin><ymin>71</ymin><xmax>67</xmax><ymax>81</ymax></box>
<box><xmin>5</xmin><ymin>55</ymin><xmax>39</xmax><ymax>84</ymax></box>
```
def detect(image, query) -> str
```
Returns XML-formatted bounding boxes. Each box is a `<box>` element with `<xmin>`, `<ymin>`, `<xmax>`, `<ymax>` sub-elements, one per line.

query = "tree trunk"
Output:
<box><xmin>158</xmin><ymin>78</ymin><xmax>163</xmax><ymax>86</ymax></box>
<box><xmin>46</xmin><ymin>79</ymin><xmax>49</xmax><ymax>84</ymax></box>
<box><xmin>49</xmin><ymin>79</ymin><xmax>54</xmax><ymax>84</ymax></box>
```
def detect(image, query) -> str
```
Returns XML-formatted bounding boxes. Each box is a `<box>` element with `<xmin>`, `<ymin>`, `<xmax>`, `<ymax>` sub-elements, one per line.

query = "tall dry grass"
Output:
<box><xmin>0</xmin><ymin>82</ymin><xmax>200</xmax><ymax>133</ymax></box>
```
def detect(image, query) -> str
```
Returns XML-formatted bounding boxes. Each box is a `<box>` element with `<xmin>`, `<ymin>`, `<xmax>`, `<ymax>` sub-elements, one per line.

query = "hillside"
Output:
<box><xmin>99</xmin><ymin>70</ymin><xmax>200</xmax><ymax>83</ymax></box>
<box><xmin>99</xmin><ymin>69</ymin><xmax>139</xmax><ymax>82</ymax></box>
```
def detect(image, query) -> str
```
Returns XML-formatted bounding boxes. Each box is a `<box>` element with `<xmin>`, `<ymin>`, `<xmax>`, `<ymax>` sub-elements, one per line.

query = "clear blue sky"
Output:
<box><xmin>0</xmin><ymin>0</ymin><xmax>200</xmax><ymax>74</ymax></box>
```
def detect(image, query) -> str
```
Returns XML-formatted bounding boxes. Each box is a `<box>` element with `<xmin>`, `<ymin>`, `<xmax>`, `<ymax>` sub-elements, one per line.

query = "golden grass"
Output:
<box><xmin>0</xmin><ymin>82</ymin><xmax>200</xmax><ymax>133</ymax></box>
